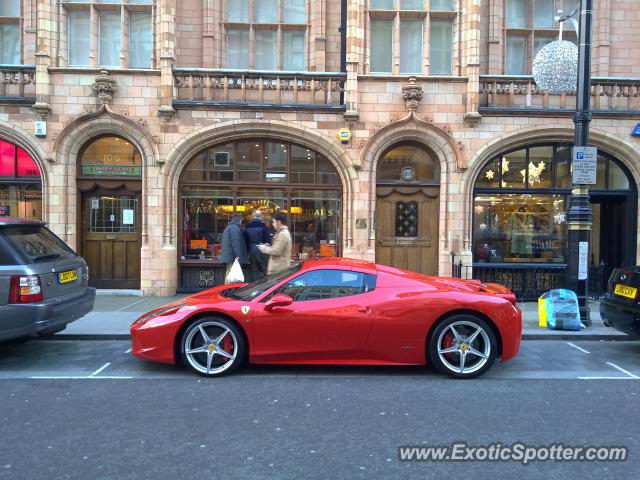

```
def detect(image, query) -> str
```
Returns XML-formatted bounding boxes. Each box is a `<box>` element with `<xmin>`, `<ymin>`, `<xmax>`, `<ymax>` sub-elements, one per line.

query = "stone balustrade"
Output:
<box><xmin>0</xmin><ymin>65</ymin><xmax>36</xmax><ymax>104</ymax></box>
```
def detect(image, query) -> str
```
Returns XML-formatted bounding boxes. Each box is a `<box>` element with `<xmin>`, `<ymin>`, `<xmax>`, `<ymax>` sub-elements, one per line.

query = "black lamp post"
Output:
<box><xmin>564</xmin><ymin>0</ymin><xmax>593</xmax><ymax>326</ymax></box>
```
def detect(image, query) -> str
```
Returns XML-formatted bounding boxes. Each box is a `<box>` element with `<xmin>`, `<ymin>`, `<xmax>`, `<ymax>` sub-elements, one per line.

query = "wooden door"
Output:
<box><xmin>81</xmin><ymin>193</ymin><xmax>141</xmax><ymax>289</ymax></box>
<box><xmin>375</xmin><ymin>187</ymin><xmax>439</xmax><ymax>276</ymax></box>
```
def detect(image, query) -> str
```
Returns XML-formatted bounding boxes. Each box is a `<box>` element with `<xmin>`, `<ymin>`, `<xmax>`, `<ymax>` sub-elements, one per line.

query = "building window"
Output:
<box><xmin>369</xmin><ymin>1</ymin><xmax>456</xmax><ymax>75</ymax></box>
<box><xmin>0</xmin><ymin>0</ymin><xmax>21</xmax><ymax>64</ymax></box>
<box><xmin>78</xmin><ymin>136</ymin><xmax>142</xmax><ymax>177</ymax></box>
<box><xmin>179</xmin><ymin>139</ymin><xmax>341</xmax><ymax>266</ymax></box>
<box><xmin>66</xmin><ymin>1</ymin><xmax>153</xmax><ymax>68</ymax></box>
<box><xmin>504</xmin><ymin>0</ymin><xmax>574</xmax><ymax>74</ymax></box>
<box><xmin>225</xmin><ymin>0</ymin><xmax>307</xmax><ymax>71</ymax></box>
<box><xmin>0</xmin><ymin>139</ymin><xmax>42</xmax><ymax>220</ymax></box>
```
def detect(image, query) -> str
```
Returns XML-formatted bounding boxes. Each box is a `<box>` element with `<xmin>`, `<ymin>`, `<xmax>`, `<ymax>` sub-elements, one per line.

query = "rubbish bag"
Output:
<box><xmin>225</xmin><ymin>258</ymin><xmax>245</xmax><ymax>284</ymax></box>
<box><xmin>544</xmin><ymin>289</ymin><xmax>582</xmax><ymax>331</ymax></box>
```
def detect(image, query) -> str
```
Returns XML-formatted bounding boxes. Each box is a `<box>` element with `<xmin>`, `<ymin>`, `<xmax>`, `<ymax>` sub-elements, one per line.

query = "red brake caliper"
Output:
<box><xmin>222</xmin><ymin>334</ymin><xmax>234</xmax><ymax>363</ymax></box>
<box><xmin>442</xmin><ymin>332</ymin><xmax>455</xmax><ymax>361</ymax></box>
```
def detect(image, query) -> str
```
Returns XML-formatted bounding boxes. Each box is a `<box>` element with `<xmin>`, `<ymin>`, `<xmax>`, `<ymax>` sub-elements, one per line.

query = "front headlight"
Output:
<box><xmin>132</xmin><ymin>303</ymin><xmax>186</xmax><ymax>326</ymax></box>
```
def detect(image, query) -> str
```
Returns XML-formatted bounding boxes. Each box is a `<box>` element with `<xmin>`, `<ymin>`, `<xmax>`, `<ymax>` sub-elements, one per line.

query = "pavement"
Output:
<box><xmin>47</xmin><ymin>293</ymin><xmax>628</xmax><ymax>341</ymax></box>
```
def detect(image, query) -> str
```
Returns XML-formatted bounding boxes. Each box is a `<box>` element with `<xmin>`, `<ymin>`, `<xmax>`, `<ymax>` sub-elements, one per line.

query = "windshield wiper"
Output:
<box><xmin>33</xmin><ymin>253</ymin><xmax>61</xmax><ymax>263</ymax></box>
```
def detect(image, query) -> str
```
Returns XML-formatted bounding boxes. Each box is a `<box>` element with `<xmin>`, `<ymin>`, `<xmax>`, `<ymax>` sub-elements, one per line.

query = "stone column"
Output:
<box><xmin>33</xmin><ymin>0</ymin><xmax>52</xmax><ymax>121</ymax></box>
<box><xmin>158</xmin><ymin>0</ymin><xmax>177</xmax><ymax>121</ymax></box>
<box><xmin>464</xmin><ymin>0</ymin><xmax>482</xmax><ymax>126</ymax></box>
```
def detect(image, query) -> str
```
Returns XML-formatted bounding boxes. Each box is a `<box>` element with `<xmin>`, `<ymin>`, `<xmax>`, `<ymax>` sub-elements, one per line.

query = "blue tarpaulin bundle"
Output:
<box><xmin>539</xmin><ymin>289</ymin><xmax>583</xmax><ymax>331</ymax></box>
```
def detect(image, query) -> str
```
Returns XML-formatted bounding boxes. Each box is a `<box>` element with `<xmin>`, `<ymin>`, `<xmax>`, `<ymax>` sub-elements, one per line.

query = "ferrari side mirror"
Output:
<box><xmin>265</xmin><ymin>294</ymin><xmax>293</xmax><ymax>311</ymax></box>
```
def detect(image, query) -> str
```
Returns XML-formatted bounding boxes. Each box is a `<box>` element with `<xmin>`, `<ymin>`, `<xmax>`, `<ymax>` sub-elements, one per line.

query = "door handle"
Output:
<box><xmin>357</xmin><ymin>306</ymin><xmax>371</xmax><ymax>313</ymax></box>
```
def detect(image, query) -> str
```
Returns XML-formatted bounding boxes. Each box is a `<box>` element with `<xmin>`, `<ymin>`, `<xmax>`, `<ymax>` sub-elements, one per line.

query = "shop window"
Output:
<box><xmin>79</xmin><ymin>136</ymin><xmax>142</xmax><ymax>177</ymax></box>
<box><xmin>0</xmin><ymin>139</ymin><xmax>42</xmax><ymax>220</ymax></box>
<box><xmin>377</xmin><ymin>144</ymin><xmax>440</xmax><ymax>184</ymax></box>
<box><xmin>369</xmin><ymin>2</ymin><xmax>456</xmax><ymax>75</ymax></box>
<box><xmin>225</xmin><ymin>0</ymin><xmax>307</xmax><ymax>71</ymax></box>
<box><xmin>291</xmin><ymin>189</ymin><xmax>340</xmax><ymax>258</ymax></box>
<box><xmin>66</xmin><ymin>1</ymin><xmax>153</xmax><ymax>68</ymax></box>
<box><xmin>0</xmin><ymin>0</ymin><xmax>21</xmax><ymax>64</ymax></box>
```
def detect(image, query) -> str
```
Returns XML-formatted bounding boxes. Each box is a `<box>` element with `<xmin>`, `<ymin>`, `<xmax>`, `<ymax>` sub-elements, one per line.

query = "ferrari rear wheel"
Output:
<box><xmin>428</xmin><ymin>315</ymin><xmax>497</xmax><ymax>379</ymax></box>
<box><xmin>180</xmin><ymin>317</ymin><xmax>246</xmax><ymax>377</ymax></box>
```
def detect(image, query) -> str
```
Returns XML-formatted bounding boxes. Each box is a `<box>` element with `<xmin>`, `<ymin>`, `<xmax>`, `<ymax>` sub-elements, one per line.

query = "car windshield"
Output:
<box><xmin>1</xmin><ymin>225</ymin><xmax>77</xmax><ymax>263</ymax></box>
<box><xmin>226</xmin><ymin>262</ymin><xmax>303</xmax><ymax>301</ymax></box>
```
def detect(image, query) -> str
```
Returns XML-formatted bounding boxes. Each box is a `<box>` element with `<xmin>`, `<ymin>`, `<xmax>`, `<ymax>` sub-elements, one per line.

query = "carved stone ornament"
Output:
<box><xmin>92</xmin><ymin>70</ymin><xmax>117</xmax><ymax>105</ymax></box>
<box><xmin>401</xmin><ymin>77</ymin><xmax>423</xmax><ymax>112</ymax></box>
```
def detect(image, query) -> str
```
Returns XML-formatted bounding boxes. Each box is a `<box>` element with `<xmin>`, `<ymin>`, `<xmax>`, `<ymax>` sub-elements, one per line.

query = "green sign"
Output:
<box><xmin>82</xmin><ymin>164</ymin><xmax>142</xmax><ymax>176</ymax></box>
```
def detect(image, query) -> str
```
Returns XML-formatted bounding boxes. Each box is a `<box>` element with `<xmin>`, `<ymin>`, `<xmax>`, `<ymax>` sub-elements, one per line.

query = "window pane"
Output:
<box><xmin>506</xmin><ymin>0</ymin><xmax>527</xmax><ymax>28</ymax></box>
<box><xmin>506</xmin><ymin>36</ymin><xmax>526</xmax><ymax>74</ymax></box>
<box><xmin>431</xmin><ymin>0</ymin><xmax>453</xmax><ymax>10</ymax></box>
<box><xmin>80</xmin><ymin>137</ymin><xmax>142</xmax><ymax>176</ymax></box>
<box><xmin>473</xmin><ymin>194</ymin><xmax>567</xmax><ymax>263</ymax></box>
<box><xmin>256</xmin><ymin>0</ymin><xmax>278</xmax><ymax>23</ymax></box>
<box><xmin>555</xmin><ymin>145</ymin><xmax>572</xmax><ymax>188</ymax></box>
<box><xmin>210</xmin><ymin>146</ymin><xmax>235</xmax><ymax>182</ymax></box>
<box><xmin>370</xmin><ymin>0</ymin><xmax>394</xmax><ymax>9</ymax></box>
<box><xmin>534</xmin><ymin>36</ymin><xmax>553</xmax><ymax>58</ymax></box>
<box><xmin>276</xmin><ymin>270</ymin><xmax>363</xmax><ymax>301</ymax></box>
<box><xmin>400</xmin><ymin>0</ymin><xmax>423</xmax><ymax>10</ymax></box>
<box><xmin>0</xmin><ymin>140</ymin><xmax>15</xmax><ymax>177</ymax></box>
<box><xmin>181</xmin><ymin>186</ymin><xmax>233</xmax><ymax>260</ymax></box>
<box><xmin>99</xmin><ymin>11</ymin><xmax>122</xmax><ymax>67</ymax></box>
<box><xmin>69</xmin><ymin>10</ymin><xmax>90</xmax><ymax>66</ymax></box>
<box><xmin>227</xmin><ymin>0</ymin><xmax>249</xmax><ymax>22</ymax></box>
<box><xmin>527</xmin><ymin>146</ymin><xmax>552</xmax><ymax>188</ymax></box>
<box><xmin>290</xmin><ymin>145</ymin><xmax>314</xmax><ymax>184</ymax></box>
<box><xmin>0</xmin><ymin>0</ymin><xmax>20</xmax><ymax>16</ymax></box>
<box><xmin>400</xmin><ymin>20</ymin><xmax>422</xmax><ymax>74</ymax></box>
<box><xmin>265</xmin><ymin>142</ymin><xmax>287</xmax><ymax>183</ymax></box>
<box><xmin>500</xmin><ymin>149</ymin><xmax>527</xmax><ymax>188</ymax></box>
<box><xmin>284</xmin><ymin>30</ymin><xmax>305</xmax><ymax>71</ymax></box>
<box><xmin>609</xmin><ymin>160</ymin><xmax>629</xmax><ymax>190</ymax></box>
<box><xmin>227</xmin><ymin>30</ymin><xmax>249</xmax><ymax>69</ymax></box>
<box><xmin>429</xmin><ymin>19</ymin><xmax>452</xmax><ymax>75</ymax></box>
<box><xmin>236</xmin><ymin>142</ymin><xmax>261</xmax><ymax>182</ymax></box>
<box><xmin>237</xmin><ymin>188</ymin><xmax>287</xmax><ymax>227</ymax></box>
<box><xmin>255</xmin><ymin>30</ymin><xmax>277</xmax><ymax>70</ymax></box>
<box><xmin>534</xmin><ymin>0</ymin><xmax>555</xmax><ymax>28</ymax></box>
<box><xmin>0</xmin><ymin>24</ymin><xmax>20</xmax><ymax>64</ymax></box>
<box><xmin>377</xmin><ymin>144</ymin><xmax>439</xmax><ymax>183</ymax></box>
<box><xmin>284</xmin><ymin>0</ymin><xmax>306</xmax><ymax>23</ymax></box>
<box><xmin>475</xmin><ymin>157</ymin><xmax>500</xmax><ymax>188</ymax></box>
<box><xmin>0</xmin><ymin>184</ymin><xmax>43</xmax><ymax>220</ymax></box>
<box><xmin>129</xmin><ymin>13</ymin><xmax>152</xmax><ymax>68</ymax></box>
<box><xmin>370</xmin><ymin>19</ymin><xmax>392</xmax><ymax>73</ymax></box>
<box><xmin>316</xmin><ymin>155</ymin><xmax>340</xmax><ymax>185</ymax></box>
<box><xmin>16</xmin><ymin>148</ymin><xmax>40</xmax><ymax>177</ymax></box>
<box><xmin>291</xmin><ymin>190</ymin><xmax>340</xmax><ymax>258</ymax></box>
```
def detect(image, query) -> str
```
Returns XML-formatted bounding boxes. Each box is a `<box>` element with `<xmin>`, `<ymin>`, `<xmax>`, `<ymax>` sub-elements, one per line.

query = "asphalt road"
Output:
<box><xmin>1</xmin><ymin>340</ymin><xmax>639</xmax><ymax>479</ymax></box>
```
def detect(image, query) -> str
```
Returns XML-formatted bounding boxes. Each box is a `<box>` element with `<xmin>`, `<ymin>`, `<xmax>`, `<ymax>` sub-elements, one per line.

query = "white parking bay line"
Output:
<box><xmin>91</xmin><ymin>363</ymin><xmax>111</xmax><ymax>377</ymax></box>
<box><xmin>606</xmin><ymin>362</ymin><xmax>640</xmax><ymax>379</ymax></box>
<box><xmin>116</xmin><ymin>298</ymin><xmax>146</xmax><ymax>312</ymax></box>
<box><xmin>578</xmin><ymin>376</ymin><xmax>637</xmax><ymax>380</ymax></box>
<box><xmin>125</xmin><ymin>348</ymin><xmax>131</xmax><ymax>354</ymax></box>
<box><xmin>566</xmin><ymin>342</ymin><xmax>590</xmax><ymax>354</ymax></box>
<box><xmin>29</xmin><ymin>376</ymin><xmax>134</xmax><ymax>379</ymax></box>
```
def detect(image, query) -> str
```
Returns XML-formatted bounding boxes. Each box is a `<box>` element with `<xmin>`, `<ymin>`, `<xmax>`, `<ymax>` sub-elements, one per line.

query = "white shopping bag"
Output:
<box><xmin>225</xmin><ymin>257</ymin><xmax>245</xmax><ymax>283</ymax></box>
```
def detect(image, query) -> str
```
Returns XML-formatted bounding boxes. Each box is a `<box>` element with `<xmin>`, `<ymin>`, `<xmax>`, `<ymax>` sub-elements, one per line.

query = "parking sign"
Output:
<box><xmin>572</xmin><ymin>147</ymin><xmax>597</xmax><ymax>184</ymax></box>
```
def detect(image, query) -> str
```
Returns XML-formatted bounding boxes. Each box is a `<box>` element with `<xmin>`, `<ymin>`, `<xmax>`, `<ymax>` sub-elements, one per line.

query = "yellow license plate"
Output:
<box><xmin>58</xmin><ymin>269</ymin><xmax>78</xmax><ymax>284</ymax></box>
<box><xmin>614</xmin><ymin>283</ymin><xmax>637</xmax><ymax>299</ymax></box>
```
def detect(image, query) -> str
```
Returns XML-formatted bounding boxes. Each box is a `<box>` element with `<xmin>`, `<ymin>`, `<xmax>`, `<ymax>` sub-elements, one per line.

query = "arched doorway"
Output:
<box><xmin>472</xmin><ymin>142</ymin><xmax>637</xmax><ymax>298</ymax></box>
<box><xmin>77</xmin><ymin>136</ymin><xmax>143</xmax><ymax>289</ymax></box>
<box><xmin>0</xmin><ymin>139</ymin><xmax>42</xmax><ymax>219</ymax></box>
<box><xmin>375</xmin><ymin>142</ymin><xmax>440</xmax><ymax>275</ymax></box>
<box><xmin>178</xmin><ymin>139</ymin><xmax>342</xmax><ymax>291</ymax></box>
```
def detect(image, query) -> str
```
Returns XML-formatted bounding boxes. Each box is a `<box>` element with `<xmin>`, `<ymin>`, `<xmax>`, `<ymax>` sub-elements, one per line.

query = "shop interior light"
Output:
<box><xmin>290</xmin><ymin>206</ymin><xmax>302</xmax><ymax>214</ymax></box>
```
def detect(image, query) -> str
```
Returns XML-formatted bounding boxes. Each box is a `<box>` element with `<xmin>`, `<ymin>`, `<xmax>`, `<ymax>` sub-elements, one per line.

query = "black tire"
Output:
<box><xmin>428</xmin><ymin>314</ymin><xmax>497</xmax><ymax>379</ymax></box>
<box><xmin>180</xmin><ymin>317</ymin><xmax>246</xmax><ymax>377</ymax></box>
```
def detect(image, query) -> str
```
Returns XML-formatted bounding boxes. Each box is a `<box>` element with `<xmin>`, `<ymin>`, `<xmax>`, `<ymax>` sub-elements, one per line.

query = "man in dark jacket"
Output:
<box><xmin>244</xmin><ymin>210</ymin><xmax>271</xmax><ymax>281</ymax></box>
<box><xmin>221</xmin><ymin>213</ymin><xmax>249</xmax><ymax>283</ymax></box>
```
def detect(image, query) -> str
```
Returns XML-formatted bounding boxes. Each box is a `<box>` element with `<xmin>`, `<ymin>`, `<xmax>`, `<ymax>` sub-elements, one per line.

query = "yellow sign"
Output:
<box><xmin>338</xmin><ymin>128</ymin><xmax>351</xmax><ymax>144</ymax></box>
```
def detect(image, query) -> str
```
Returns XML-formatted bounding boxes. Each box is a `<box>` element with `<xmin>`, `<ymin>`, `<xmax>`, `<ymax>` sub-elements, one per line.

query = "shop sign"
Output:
<box><xmin>82</xmin><ymin>164</ymin><xmax>142</xmax><ymax>176</ymax></box>
<box><xmin>572</xmin><ymin>147</ymin><xmax>597</xmax><ymax>184</ymax></box>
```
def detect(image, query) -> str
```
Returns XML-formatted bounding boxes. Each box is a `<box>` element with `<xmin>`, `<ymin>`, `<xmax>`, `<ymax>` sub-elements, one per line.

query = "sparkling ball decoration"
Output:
<box><xmin>532</xmin><ymin>40</ymin><xmax>579</xmax><ymax>95</ymax></box>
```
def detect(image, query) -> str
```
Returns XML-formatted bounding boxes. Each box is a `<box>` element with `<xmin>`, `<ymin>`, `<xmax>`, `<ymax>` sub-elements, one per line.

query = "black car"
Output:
<box><xmin>600</xmin><ymin>266</ymin><xmax>640</xmax><ymax>338</ymax></box>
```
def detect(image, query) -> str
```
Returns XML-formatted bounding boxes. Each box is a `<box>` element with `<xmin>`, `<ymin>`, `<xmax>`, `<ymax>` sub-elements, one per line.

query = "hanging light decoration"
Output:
<box><xmin>532</xmin><ymin>40</ymin><xmax>579</xmax><ymax>95</ymax></box>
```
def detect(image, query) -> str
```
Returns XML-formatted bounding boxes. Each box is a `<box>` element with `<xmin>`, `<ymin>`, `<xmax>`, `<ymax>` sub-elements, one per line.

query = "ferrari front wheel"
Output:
<box><xmin>180</xmin><ymin>317</ymin><xmax>246</xmax><ymax>377</ymax></box>
<box><xmin>428</xmin><ymin>315</ymin><xmax>497</xmax><ymax>379</ymax></box>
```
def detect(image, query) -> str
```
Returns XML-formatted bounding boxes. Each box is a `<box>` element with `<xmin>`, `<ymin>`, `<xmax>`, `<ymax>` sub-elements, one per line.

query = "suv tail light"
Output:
<box><xmin>9</xmin><ymin>275</ymin><xmax>44</xmax><ymax>303</ymax></box>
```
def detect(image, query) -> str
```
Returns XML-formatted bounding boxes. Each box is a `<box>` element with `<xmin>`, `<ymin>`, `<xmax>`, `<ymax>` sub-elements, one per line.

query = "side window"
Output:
<box><xmin>272</xmin><ymin>269</ymin><xmax>375</xmax><ymax>302</ymax></box>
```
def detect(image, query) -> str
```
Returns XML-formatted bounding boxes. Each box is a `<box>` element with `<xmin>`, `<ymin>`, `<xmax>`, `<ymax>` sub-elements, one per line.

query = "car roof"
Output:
<box><xmin>0</xmin><ymin>217</ymin><xmax>46</xmax><ymax>227</ymax></box>
<box><xmin>301</xmin><ymin>257</ymin><xmax>378</xmax><ymax>273</ymax></box>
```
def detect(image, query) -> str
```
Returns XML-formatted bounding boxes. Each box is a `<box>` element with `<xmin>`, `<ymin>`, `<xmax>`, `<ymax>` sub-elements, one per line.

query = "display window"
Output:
<box><xmin>0</xmin><ymin>140</ymin><xmax>42</xmax><ymax>220</ymax></box>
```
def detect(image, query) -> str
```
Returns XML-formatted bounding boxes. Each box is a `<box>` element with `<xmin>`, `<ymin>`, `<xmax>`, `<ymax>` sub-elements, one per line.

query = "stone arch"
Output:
<box><xmin>0</xmin><ymin>119</ymin><xmax>51</xmax><ymax>221</ymax></box>
<box><xmin>461</xmin><ymin>125</ymin><xmax>640</xmax><ymax>240</ymax></box>
<box><xmin>163</xmin><ymin>119</ymin><xmax>355</xmax><ymax>247</ymax></box>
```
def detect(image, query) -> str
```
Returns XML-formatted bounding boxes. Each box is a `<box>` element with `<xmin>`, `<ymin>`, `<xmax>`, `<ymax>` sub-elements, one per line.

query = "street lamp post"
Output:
<box><xmin>564</xmin><ymin>0</ymin><xmax>593</xmax><ymax>326</ymax></box>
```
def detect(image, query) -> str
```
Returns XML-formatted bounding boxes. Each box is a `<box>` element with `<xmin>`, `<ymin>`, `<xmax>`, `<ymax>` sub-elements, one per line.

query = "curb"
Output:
<box><xmin>37</xmin><ymin>334</ymin><xmax>131</xmax><ymax>341</ymax></box>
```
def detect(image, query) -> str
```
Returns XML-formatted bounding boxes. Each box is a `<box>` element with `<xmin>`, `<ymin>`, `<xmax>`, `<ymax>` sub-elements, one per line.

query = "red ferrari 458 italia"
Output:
<box><xmin>131</xmin><ymin>258</ymin><xmax>521</xmax><ymax>379</ymax></box>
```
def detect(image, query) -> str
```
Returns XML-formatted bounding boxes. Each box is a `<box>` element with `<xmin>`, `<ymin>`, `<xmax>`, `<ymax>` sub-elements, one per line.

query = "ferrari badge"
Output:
<box><xmin>241</xmin><ymin>306</ymin><xmax>250</xmax><ymax>315</ymax></box>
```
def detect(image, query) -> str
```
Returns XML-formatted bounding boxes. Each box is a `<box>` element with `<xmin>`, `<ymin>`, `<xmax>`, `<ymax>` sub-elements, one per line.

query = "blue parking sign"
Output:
<box><xmin>632</xmin><ymin>124</ymin><xmax>640</xmax><ymax>137</ymax></box>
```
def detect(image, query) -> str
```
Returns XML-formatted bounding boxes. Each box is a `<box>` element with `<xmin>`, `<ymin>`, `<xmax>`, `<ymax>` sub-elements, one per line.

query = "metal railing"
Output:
<box><xmin>0</xmin><ymin>65</ymin><xmax>36</xmax><ymax>104</ymax></box>
<box><xmin>173</xmin><ymin>68</ymin><xmax>347</xmax><ymax>109</ymax></box>
<box><xmin>479</xmin><ymin>75</ymin><xmax>640</xmax><ymax>112</ymax></box>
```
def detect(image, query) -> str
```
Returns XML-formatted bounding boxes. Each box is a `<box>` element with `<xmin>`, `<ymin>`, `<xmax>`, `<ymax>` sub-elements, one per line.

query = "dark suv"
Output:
<box><xmin>600</xmin><ymin>266</ymin><xmax>640</xmax><ymax>338</ymax></box>
<box><xmin>0</xmin><ymin>218</ymin><xmax>95</xmax><ymax>342</ymax></box>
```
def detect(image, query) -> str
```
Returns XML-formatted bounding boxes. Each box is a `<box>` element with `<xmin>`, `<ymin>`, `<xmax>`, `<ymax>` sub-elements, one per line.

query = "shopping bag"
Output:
<box><xmin>225</xmin><ymin>258</ymin><xmax>245</xmax><ymax>283</ymax></box>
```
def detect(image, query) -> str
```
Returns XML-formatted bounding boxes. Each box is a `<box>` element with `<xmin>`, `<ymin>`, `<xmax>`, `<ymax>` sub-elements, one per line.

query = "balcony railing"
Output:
<box><xmin>479</xmin><ymin>75</ymin><xmax>640</xmax><ymax>114</ymax></box>
<box><xmin>0</xmin><ymin>65</ymin><xmax>36</xmax><ymax>105</ymax></box>
<box><xmin>173</xmin><ymin>69</ymin><xmax>347</xmax><ymax>111</ymax></box>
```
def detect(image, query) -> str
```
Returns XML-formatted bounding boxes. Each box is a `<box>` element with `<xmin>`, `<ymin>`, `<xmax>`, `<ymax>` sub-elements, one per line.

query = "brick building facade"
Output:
<box><xmin>1</xmin><ymin>0</ymin><xmax>639</xmax><ymax>296</ymax></box>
